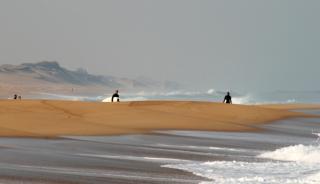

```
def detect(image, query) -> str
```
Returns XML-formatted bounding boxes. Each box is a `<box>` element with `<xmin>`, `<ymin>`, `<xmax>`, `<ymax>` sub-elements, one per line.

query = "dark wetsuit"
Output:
<box><xmin>111</xmin><ymin>93</ymin><xmax>119</xmax><ymax>102</ymax></box>
<box><xmin>224</xmin><ymin>95</ymin><xmax>232</xmax><ymax>104</ymax></box>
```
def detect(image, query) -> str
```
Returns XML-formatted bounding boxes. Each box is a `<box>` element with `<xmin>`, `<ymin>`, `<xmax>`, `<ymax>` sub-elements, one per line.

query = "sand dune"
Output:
<box><xmin>0</xmin><ymin>100</ymin><xmax>315</xmax><ymax>137</ymax></box>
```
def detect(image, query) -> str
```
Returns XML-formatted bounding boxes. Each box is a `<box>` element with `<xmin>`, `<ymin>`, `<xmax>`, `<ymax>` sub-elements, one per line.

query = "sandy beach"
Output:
<box><xmin>0</xmin><ymin>100</ymin><xmax>315</xmax><ymax>137</ymax></box>
<box><xmin>0</xmin><ymin>100</ymin><xmax>319</xmax><ymax>183</ymax></box>
<box><xmin>0</xmin><ymin>109</ymin><xmax>318</xmax><ymax>183</ymax></box>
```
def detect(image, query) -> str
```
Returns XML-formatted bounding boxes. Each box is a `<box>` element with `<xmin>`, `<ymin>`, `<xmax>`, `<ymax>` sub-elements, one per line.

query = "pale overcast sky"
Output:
<box><xmin>0</xmin><ymin>0</ymin><xmax>319</xmax><ymax>92</ymax></box>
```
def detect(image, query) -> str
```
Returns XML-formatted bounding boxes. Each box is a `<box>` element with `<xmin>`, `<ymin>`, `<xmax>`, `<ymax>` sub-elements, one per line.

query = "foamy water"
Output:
<box><xmin>158</xmin><ymin>117</ymin><xmax>320</xmax><ymax>184</ymax></box>
<box><xmin>259</xmin><ymin>144</ymin><xmax>320</xmax><ymax>163</ymax></box>
<box><xmin>163</xmin><ymin>144</ymin><xmax>320</xmax><ymax>184</ymax></box>
<box><xmin>77</xmin><ymin>153</ymin><xmax>190</xmax><ymax>164</ymax></box>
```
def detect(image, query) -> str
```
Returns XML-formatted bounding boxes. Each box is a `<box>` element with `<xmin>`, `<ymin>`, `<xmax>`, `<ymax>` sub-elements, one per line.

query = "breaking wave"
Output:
<box><xmin>163</xmin><ymin>144</ymin><xmax>320</xmax><ymax>184</ymax></box>
<box><xmin>258</xmin><ymin>144</ymin><xmax>320</xmax><ymax>163</ymax></box>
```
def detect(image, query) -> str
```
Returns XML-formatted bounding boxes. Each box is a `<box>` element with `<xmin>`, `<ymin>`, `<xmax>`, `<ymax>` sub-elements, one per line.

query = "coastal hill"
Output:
<box><xmin>0</xmin><ymin>61</ymin><xmax>179</xmax><ymax>98</ymax></box>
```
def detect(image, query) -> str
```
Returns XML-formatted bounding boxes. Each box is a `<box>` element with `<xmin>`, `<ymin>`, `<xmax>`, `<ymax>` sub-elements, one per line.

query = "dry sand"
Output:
<box><xmin>261</xmin><ymin>103</ymin><xmax>320</xmax><ymax>110</ymax></box>
<box><xmin>0</xmin><ymin>100</ymin><xmax>316</xmax><ymax>137</ymax></box>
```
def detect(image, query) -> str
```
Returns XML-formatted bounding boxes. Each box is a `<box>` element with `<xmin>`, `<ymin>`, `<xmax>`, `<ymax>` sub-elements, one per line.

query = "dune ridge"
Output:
<box><xmin>0</xmin><ymin>100</ymin><xmax>315</xmax><ymax>137</ymax></box>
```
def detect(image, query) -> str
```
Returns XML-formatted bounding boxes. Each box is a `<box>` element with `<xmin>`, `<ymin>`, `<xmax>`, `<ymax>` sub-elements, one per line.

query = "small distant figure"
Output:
<box><xmin>13</xmin><ymin>94</ymin><xmax>18</xmax><ymax>100</ymax></box>
<box><xmin>111</xmin><ymin>90</ymin><xmax>120</xmax><ymax>102</ymax></box>
<box><xmin>18</xmin><ymin>96</ymin><xmax>22</xmax><ymax>100</ymax></box>
<box><xmin>223</xmin><ymin>92</ymin><xmax>232</xmax><ymax>104</ymax></box>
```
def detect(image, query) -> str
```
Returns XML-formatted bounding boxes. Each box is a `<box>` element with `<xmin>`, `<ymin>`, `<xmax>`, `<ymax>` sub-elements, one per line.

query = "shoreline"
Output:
<box><xmin>0</xmin><ymin>100</ymin><xmax>318</xmax><ymax>138</ymax></box>
<box><xmin>0</xmin><ymin>105</ymin><xmax>318</xmax><ymax>183</ymax></box>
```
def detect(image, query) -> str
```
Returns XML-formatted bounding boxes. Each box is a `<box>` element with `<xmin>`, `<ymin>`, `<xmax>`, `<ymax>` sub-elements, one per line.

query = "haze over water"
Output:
<box><xmin>0</xmin><ymin>0</ymin><xmax>319</xmax><ymax>93</ymax></box>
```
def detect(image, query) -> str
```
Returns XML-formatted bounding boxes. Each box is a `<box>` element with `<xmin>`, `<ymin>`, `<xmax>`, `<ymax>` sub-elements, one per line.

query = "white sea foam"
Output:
<box><xmin>77</xmin><ymin>154</ymin><xmax>188</xmax><ymax>163</ymax></box>
<box><xmin>143</xmin><ymin>157</ymin><xmax>188</xmax><ymax>163</ymax></box>
<box><xmin>163</xmin><ymin>144</ymin><xmax>320</xmax><ymax>184</ymax></box>
<box><xmin>102</xmin><ymin>96</ymin><xmax>147</xmax><ymax>102</ymax></box>
<box><xmin>209</xmin><ymin>146</ymin><xmax>246</xmax><ymax>152</ymax></box>
<box><xmin>207</xmin><ymin>89</ymin><xmax>216</xmax><ymax>94</ymax></box>
<box><xmin>163</xmin><ymin>160</ymin><xmax>320</xmax><ymax>184</ymax></box>
<box><xmin>312</xmin><ymin>131</ymin><xmax>320</xmax><ymax>142</ymax></box>
<box><xmin>258</xmin><ymin>144</ymin><xmax>320</xmax><ymax>163</ymax></box>
<box><xmin>232</xmin><ymin>95</ymin><xmax>252</xmax><ymax>105</ymax></box>
<box><xmin>312</xmin><ymin>132</ymin><xmax>320</xmax><ymax>138</ymax></box>
<box><xmin>156</xmin><ymin>144</ymin><xmax>253</xmax><ymax>153</ymax></box>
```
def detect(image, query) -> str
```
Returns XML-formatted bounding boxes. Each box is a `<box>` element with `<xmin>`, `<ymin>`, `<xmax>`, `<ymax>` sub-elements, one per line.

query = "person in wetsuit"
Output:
<box><xmin>111</xmin><ymin>90</ymin><xmax>120</xmax><ymax>102</ymax></box>
<box><xmin>223</xmin><ymin>92</ymin><xmax>232</xmax><ymax>104</ymax></box>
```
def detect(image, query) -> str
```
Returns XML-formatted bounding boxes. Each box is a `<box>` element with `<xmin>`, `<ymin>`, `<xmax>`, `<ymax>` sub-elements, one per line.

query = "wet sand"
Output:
<box><xmin>0</xmin><ymin>100</ymin><xmax>319</xmax><ymax>183</ymax></box>
<box><xmin>0</xmin><ymin>135</ymin><xmax>212</xmax><ymax>183</ymax></box>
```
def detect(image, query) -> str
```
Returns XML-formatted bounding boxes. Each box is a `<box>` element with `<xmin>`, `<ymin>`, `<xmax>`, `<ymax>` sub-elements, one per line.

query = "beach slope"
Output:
<box><xmin>0</xmin><ymin>100</ymin><xmax>311</xmax><ymax>137</ymax></box>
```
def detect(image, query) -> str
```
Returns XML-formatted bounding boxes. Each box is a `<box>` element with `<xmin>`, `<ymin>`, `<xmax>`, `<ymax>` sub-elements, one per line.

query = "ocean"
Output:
<box><xmin>36</xmin><ymin>89</ymin><xmax>320</xmax><ymax>104</ymax></box>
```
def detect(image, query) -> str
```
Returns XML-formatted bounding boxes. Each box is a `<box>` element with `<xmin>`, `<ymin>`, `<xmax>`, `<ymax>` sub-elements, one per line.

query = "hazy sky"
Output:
<box><xmin>0</xmin><ymin>0</ymin><xmax>319</xmax><ymax>92</ymax></box>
